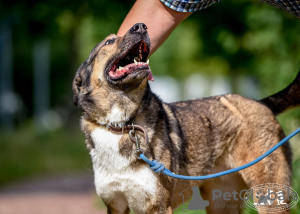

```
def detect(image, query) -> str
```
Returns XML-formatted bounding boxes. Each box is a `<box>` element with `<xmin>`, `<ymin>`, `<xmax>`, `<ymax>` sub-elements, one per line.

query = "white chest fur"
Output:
<box><xmin>97</xmin><ymin>105</ymin><xmax>130</xmax><ymax>127</ymax></box>
<box><xmin>90</xmin><ymin>127</ymin><xmax>157</xmax><ymax>209</ymax></box>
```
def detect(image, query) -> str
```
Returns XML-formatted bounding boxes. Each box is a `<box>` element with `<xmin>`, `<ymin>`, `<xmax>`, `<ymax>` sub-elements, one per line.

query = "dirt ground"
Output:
<box><xmin>0</xmin><ymin>172</ymin><xmax>106</xmax><ymax>214</ymax></box>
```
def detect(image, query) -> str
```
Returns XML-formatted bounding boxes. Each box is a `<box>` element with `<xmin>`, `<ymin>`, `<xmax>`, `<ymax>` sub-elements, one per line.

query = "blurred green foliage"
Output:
<box><xmin>1</xmin><ymin>0</ymin><xmax>300</xmax><ymax>178</ymax></box>
<box><xmin>0</xmin><ymin>120</ymin><xmax>90</xmax><ymax>184</ymax></box>
<box><xmin>1</xmin><ymin>1</ymin><xmax>300</xmax><ymax>213</ymax></box>
<box><xmin>151</xmin><ymin>0</ymin><xmax>300</xmax><ymax>97</ymax></box>
<box><xmin>1</xmin><ymin>0</ymin><xmax>300</xmax><ymax>115</ymax></box>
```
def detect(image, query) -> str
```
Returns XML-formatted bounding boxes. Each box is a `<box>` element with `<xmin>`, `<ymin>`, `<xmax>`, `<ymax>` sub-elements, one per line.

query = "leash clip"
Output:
<box><xmin>129</xmin><ymin>124</ymin><xmax>145</xmax><ymax>159</ymax></box>
<box><xmin>129</xmin><ymin>129</ymin><xmax>140</xmax><ymax>150</ymax></box>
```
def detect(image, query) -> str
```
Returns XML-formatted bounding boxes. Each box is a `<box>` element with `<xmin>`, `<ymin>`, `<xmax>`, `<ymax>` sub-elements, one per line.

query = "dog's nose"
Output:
<box><xmin>130</xmin><ymin>23</ymin><xmax>147</xmax><ymax>35</ymax></box>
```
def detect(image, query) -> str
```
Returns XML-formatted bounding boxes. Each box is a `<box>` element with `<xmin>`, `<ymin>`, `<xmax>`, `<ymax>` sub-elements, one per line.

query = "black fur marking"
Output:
<box><xmin>168</xmin><ymin>104</ymin><xmax>189</xmax><ymax>167</ymax></box>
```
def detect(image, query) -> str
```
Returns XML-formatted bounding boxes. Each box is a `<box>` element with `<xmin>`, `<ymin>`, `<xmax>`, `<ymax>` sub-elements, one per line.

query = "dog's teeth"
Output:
<box><xmin>134</xmin><ymin>59</ymin><xmax>138</xmax><ymax>65</ymax></box>
<box><xmin>146</xmin><ymin>59</ymin><xmax>149</xmax><ymax>64</ymax></box>
<box><xmin>118</xmin><ymin>66</ymin><xmax>124</xmax><ymax>70</ymax></box>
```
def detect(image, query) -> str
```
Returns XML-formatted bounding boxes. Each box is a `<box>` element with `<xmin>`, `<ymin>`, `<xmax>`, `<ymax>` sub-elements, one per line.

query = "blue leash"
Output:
<box><xmin>139</xmin><ymin>127</ymin><xmax>300</xmax><ymax>180</ymax></box>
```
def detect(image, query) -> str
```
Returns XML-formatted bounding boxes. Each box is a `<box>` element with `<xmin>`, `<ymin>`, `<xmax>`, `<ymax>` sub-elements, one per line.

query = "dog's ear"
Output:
<box><xmin>72</xmin><ymin>40</ymin><xmax>104</xmax><ymax>107</ymax></box>
<box><xmin>72</xmin><ymin>60</ymin><xmax>93</xmax><ymax>106</ymax></box>
<box><xmin>72</xmin><ymin>62</ymin><xmax>86</xmax><ymax>106</ymax></box>
<box><xmin>72</xmin><ymin>73</ymin><xmax>81</xmax><ymax>106</ymax></box>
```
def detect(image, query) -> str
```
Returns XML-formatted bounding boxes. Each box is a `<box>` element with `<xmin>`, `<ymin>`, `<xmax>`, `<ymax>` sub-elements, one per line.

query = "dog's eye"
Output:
<box><xmin>105</xmin><ymin>39</ymin><xmax>115</xmax><ymax>46</ymax></box>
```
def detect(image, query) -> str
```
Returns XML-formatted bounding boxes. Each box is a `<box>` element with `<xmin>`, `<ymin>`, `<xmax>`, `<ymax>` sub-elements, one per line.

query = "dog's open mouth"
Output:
<box><xmin>108</xmin><ymin>41</ymin><xmax>154</xmax><ymax>81</ymax></box>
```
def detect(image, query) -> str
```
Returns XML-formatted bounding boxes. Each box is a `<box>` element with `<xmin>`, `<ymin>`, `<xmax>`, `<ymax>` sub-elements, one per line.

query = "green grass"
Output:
<box><xmin>174</xmin><ymin>202</ymin><xmax>206</xmax><ymax>214</ymax></box>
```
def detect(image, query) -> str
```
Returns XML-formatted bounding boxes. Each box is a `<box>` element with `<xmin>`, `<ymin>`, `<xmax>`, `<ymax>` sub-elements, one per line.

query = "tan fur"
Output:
<box><xmin>73</xmin><ymin>24</ymin><xmax>297</xmax><ymax>214</ymax></box>
<box><xmin>220</xmin><ymin>96</ymin><xmax>244</xmax><ymax>120</ymax></box>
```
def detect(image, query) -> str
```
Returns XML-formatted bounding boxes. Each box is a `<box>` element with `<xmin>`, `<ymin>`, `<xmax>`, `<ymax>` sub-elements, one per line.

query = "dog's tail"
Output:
<box><xmin>260</xmin><ymin>68</ymin><xmax>300</xmax><ymax>116</ymax></box>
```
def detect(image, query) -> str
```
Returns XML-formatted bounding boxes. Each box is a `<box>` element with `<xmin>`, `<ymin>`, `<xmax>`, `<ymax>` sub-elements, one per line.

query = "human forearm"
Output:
<box><xmin>117</xmin><ymin>0</ymin><xmax>192</xmax><ymax>56</ymax></box>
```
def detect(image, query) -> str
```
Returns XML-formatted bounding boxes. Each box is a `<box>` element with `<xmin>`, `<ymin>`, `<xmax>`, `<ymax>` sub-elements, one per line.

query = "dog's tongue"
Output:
<box><xmin>147</xmin><ymin>71</ymin><xmax>154</xmax><ymax>81</ymax></box>
<box><xmin>110</xmin><ymin>62</ymin><xmax>154</xmax><ymax>81</ymax></box>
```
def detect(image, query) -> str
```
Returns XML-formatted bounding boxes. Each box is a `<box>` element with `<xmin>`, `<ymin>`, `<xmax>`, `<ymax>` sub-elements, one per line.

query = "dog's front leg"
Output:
<box><xmin>106</xmin><ymin>206</ymin><xmax>130</xmax><ymax>214</ymax></box>
<box><xmin>166</xmin><ymin>206</ymin><xmax>173</xmax><ymax>214</ymax></box>
<box><xmin>105</xmin><ymin>202</ymin><xmax>130</xmax><ymax>214</ymax></box>
<box><xmin>140</xmin><ymin>205</ymin><xmax>173</xmax><ymax>214</ymax></box>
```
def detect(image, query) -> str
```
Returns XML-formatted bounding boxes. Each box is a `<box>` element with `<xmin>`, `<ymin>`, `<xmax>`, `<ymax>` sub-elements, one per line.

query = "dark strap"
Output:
<box><xmin>106</xmin><ymin>124</ymin><xmax>149</xmax><ymax>145</ymax></box>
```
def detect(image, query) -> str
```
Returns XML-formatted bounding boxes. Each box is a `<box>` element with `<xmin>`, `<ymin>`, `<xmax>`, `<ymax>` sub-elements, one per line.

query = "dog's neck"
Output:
<box><xmin>90</xmin><ymin>83</ymin><xmax>156</xmax><ymax>128</ymax></box>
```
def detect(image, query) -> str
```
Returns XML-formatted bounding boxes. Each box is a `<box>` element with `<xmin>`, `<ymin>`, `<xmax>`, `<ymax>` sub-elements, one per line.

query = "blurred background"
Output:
<box><xmin>0</xmin><ymin>0</ymin><xmax>300</xmax><ymax>213</ymax></box>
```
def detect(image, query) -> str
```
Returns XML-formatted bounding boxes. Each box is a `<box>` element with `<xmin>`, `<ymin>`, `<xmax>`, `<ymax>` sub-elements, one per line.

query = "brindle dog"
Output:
<box><xmin>73</xmin><ymin>23</ymin><xmax>300</xmax><ymax>214</ymax></box>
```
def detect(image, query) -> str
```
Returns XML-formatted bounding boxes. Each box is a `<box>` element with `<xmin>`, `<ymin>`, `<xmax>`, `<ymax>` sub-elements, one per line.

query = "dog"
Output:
<box><xmin>72</xmin><ymin>23</ymin><xmax>300</xmax><ymax>214</ymax></box>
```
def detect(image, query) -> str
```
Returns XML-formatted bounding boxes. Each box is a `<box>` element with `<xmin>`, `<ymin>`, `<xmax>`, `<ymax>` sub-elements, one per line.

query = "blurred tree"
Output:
<box><xmin>0</xmin><ymin>0</ymin><xmax>134</xmax><ymax>125</ymax></box>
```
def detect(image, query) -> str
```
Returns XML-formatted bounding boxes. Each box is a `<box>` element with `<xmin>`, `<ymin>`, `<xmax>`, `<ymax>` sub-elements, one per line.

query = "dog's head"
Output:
<box><xmin>73</xmin><ymin>23</ymin><xmax>153</xmax><ymax>125</ymax></box>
